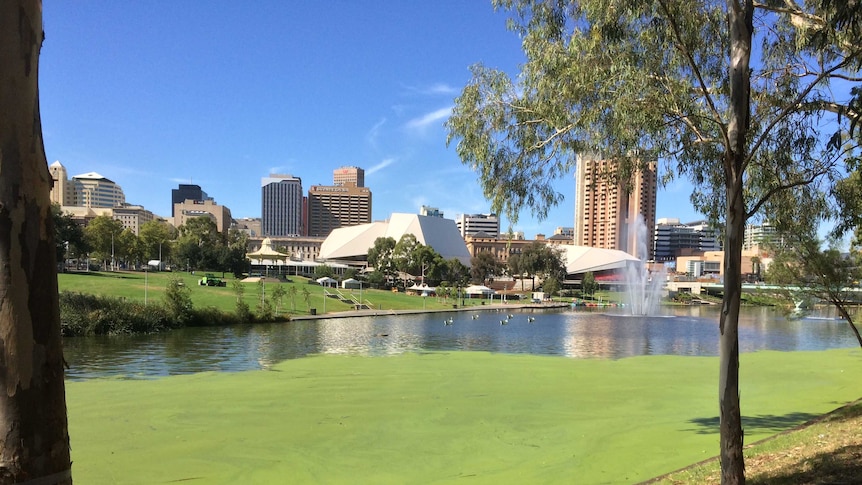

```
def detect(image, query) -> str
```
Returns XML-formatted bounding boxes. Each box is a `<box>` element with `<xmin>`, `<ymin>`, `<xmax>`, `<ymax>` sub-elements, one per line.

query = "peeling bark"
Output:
<box><xmin>719</xmin><ymin>1</ymin><xmax>754</xmax><ymax>483</ymax></box>
<box><xmin>0</xmin><ymin>1</ymin><xmax>72</xmax><ymax>483</ymax></box>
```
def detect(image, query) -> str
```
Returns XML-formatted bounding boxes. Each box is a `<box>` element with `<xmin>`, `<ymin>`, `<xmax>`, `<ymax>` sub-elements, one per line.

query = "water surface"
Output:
<box><xmin>63</xmin><ymin>305</ymin><xmax>859</xmax><ymax>380</ymax></box>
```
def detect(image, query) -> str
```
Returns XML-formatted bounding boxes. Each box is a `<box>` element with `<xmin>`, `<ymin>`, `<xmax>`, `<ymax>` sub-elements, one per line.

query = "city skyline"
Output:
<box><xmin>39</xmin><ymin>2</ymin><xmax>703</xmax><ymax>237</ymax></box>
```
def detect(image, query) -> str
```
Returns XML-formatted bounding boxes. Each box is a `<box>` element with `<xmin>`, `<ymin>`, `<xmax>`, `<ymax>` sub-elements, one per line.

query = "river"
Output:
<box><xmin>62</xmin><ymin>305</ymin><xmax>860</xmax><ymax>380</ymax></box>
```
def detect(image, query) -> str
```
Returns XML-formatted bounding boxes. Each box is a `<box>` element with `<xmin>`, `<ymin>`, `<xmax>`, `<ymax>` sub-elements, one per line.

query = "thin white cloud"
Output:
<box><xmin>267</xmin><ymin>166</ymin><xmax>292</xmax><ymax>175</ymax></box>
<box><xmin>405</xmin><ymin>106</ymin><xmax>452</xmax><ymax>133</ymax></box>
<box><xmin>403</xmin><ymin>82</ymin><xmax>460</xmax><ymax>96</ymax></box>
<box><xmin>366</xmin><ymin>118</ymin><xmax>387</xmax><ymax>148</ymax></box>
<box><xmin>366</xmin><ymin>157</ymin><xmax>396</xmax><ymax>175</ymax></box>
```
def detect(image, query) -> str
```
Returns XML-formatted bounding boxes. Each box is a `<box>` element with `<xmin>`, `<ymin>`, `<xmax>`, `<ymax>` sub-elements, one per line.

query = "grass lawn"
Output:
<box><xmin>65</xmin><ymin>348</ymin><xmax>862</xmax><ymax>484</ymax></box>
<box><xmin>57</xmin><ymin>270</ymin><xmax>495</xmax><ymax>317</ymax></box>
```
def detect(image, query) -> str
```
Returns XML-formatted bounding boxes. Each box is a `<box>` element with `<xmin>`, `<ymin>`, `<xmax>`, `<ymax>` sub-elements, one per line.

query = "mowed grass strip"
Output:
<box><xmin>57</xmin><ymin>270</ymin><xmax>489</xmax><ymax>317</ymax></box>
<box><xmin>66</xmin><ymin>349</ymin><xmax>862</xmax><ymax>484</ymax></box>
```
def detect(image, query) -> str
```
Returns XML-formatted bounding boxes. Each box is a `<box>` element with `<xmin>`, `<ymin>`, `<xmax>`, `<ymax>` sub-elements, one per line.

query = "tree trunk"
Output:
<box><xmin>0</xmin><ymin>1</ymin><xmax>72</xmax><ymax>483</ymax></box>
<box><xmin>720</xmin><ymin>1</ymin><xmax>753</xmax><ymax>483</ymax></box>
<box><xmin>719</xmin><ymin>178</ymin><xmax>746</xmax><ymax>484</ymax></box>
<box><xmin>832</xmin><ymin>301</ymin><xmax>862</xmax><ymax>348</ymax></box>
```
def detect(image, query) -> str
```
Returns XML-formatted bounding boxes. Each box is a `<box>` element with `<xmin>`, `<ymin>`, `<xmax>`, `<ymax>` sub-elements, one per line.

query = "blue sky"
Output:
<box><xmin>40</xmin><ymin>1</ymin><xmax>701</xmax><ymax>237</ymax></box>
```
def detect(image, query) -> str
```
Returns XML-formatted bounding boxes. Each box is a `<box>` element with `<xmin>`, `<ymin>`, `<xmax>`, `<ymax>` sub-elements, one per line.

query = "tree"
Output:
<box><xmin>175</xmin><ymin>217</ymin><xmax>221</xmax><ymax>272</ymax></box>
<box><xmin>367</xmin><ymin>236</ymin><xmax>397</xmax><ymax>284</ymax></box>
<box><xmin>301</xmin><ymin>287</ymin><xmax>311</xmax><ymax>312</ymax></box>
<box><xmin>765</xmin><ymin>233</ymin><xmax>862</xmax><ymax>348</ymax></box>
<box><xmin>271</xmin><ymin>284</ymin><xmax>287</xmax><ymax>316</ymax></box>
<box><xmin>445</xmin><ymin>258</ymin><xmax>471</xmax><ymax>306</ymax></box>
<box><xmin>52</xmin><ymin>203</ymin><xmax>88</xmax><ymax>265</ymax></box>
<box><xmin>218</xmin><ymin>228</ymin><xmax>249</xmax><ymax>277</ymax></box>
<box><xmin>446</xmin><ymin>2</ymin><xmax>862</xmax><ymax>481</ymax></box>
<box><xmin>313</xmin><ymin>264</ymin><xmax>334</xmax><ymax>279</ymax></box>
<box><xmin>0</xmin><ymin>2</ymin><xmax>72</xmax><ymax>481</ymax></box>
<box><xmin>117</xmin><ymin>229</ymin><xmax>139</xmax><ymax>269</ymax></box>
<box><xmin>164</xmin><ymin>276</ymin><xmax>193</xmax><ymax>326</ymax></box>
<box><xmin>255</xmin><ymin>280</ymin><xmax>273</xmax><ymax>321</ymax></box>
<box><xmin>392</xmin><ymin>234</ymin><xmax>422</xmax><ymax>276</ymax></box>
<box><xmin>581</xmin><ymin>272</ymin><xmax>599</xmax><ymax>298</ymax></box>
<box><xmin>232</xmin><ymin>279</ymin><xmax>251</xmax><ymax>323</ymax></box>
<box><xmin>542</xmin><ymin>275</ymin><xmax>561</xmax><ymax>300</ymax></box>
<box><xmin>84</xmin><ymin>215</ymin><xmax>125</xmax><ymax>270</ymax></box>
<box><xmin>138</xmin><ymin>219</ymin><xmax>173</xmax><ymax>264</ymax></box>
<box><xmin>287</xmin><ymin>285</ymin><xmax>298</xmax><ymax>312</ymax></box>
<box><xmin>470</xmin><ymin>251</ymin><xmax>502</xmax><ymax>284</ymax></box>
<box><xmin>508</xmin><ymin>253</ymin><xmax>525</xmax><ymax>290</ymax></box>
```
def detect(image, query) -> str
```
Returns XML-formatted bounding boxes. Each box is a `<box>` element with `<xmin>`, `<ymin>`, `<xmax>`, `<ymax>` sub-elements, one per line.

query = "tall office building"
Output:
<box><xmin>262</xmin><ymin>174</ymin><xmax>304</xmax><ymax>237</ymax></box>
<box><xmin>455</xmin><ymin>213</ymin><xmax>500</xmax><ymax>239</ymax></box>
<box><xmin>306</xmin><ymin>184</ymin><xmax>372</xmax><ymax>237</ymax></box>
<box><xmin>49</xmin><ymin>161</ymin><xmax>75</xmax><ymax>206</ymax></box>
<box><xmin>50</xmin><ymin>161</ymin><xmax>126</xmax><ymax>208</ymax></box>
<box><xmin>574</xmin><ymin>154</ymin><xmax>657</xmax><ymax>260</ymax></box>
<box><xmin>333</xmin><ymin>166</ymin><xmax>365</xmax><ymax>187</ymax></box>
<box><xmin>420</xmin><ymin>205</ymin><xmax>444</xmax><ymax>218</ymax></box>
<box><xmin>173</xmin><ymin>199</ymin><xmax>233</xmax><ymax>235</ymax></box>
<box><xmin>171</xmin><ymin>184</ymin><xmax>210</xmax><ymax>217</ymax></box>
<box><xmin>653</xmin><ymin>218</ymin><xmax>720</xmax><ymax>262</ymax></box>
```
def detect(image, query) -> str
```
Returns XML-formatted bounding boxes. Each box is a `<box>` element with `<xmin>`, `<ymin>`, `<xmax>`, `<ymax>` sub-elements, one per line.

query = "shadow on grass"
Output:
<box><xmin>61</xmin><ymin>270</ymin><xmax>140</xmax><ymax>279</ymax></box>
<box><xmin>748</xmin><ymin>444</ymin><xmax>862</xmax><ymax>484</ymax></box>
<box><xmin>687</xmin><ymin>412</ymin><xmax>822</xmax><ymax>435</ymax></box>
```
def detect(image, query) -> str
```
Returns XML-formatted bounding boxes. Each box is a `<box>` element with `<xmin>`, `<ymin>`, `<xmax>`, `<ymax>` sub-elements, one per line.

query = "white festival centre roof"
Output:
<box><xmin>318</xmin><ymin>213</ymin><xmax>472</xmax><ymax>266</ymax></box>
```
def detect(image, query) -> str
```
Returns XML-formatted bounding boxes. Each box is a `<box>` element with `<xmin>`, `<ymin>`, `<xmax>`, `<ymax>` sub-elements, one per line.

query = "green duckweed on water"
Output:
<box><xmin>66</xmin><ymin>349</ymin><xmax>862</xmax><ymax>484</ymax></box>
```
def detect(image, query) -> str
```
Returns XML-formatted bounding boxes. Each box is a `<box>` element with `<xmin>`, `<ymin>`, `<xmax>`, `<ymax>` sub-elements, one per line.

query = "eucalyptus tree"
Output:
<box><xmin>367</xmin><ymin>236</ymin><xmax>397</xmax><ymax>283</ymax></box>
<box><xmin>507</xmin><ymin>253</ymin><xmax>525</xmax><ymax>290</ymax></box>
<box><xmin>446</xmin><ymin>1</ymin><xmax>862</xmax><ymax>481</ymax></box>
<box><xmin>84</xmin><ymin>215</ymin><xmax>126</xmax><ymax>270</ymax></box>
<box><xmin>0</xmin><ymin>2</ymin><xmax>72</xmax><ymax>481</ymax></box>
<box><xmin>52</xmin><ymin>203</ymin><xmax>88</xmax><ymax>264</ymax></box>
<box><xmin>175</xmin><ymin>217</ymin><xmax>222</xmax><ymax>271</ymax></box>
<box><xmin>470</xmin><ymin>251</ymin><xmax>503</xmax><ymax>285</ymax></box>
<box><xmin>392</xmin><ymin>234</ymin><xmax>422</xmax><ymax>276</ymax></box>
<box><xmin>581</xmin><ymin>271</ymin><xmax>599</xmax><ymax>298</ymax></box>
<box><xmin>765</xmin><ymin>232</ymin><xmax>862</xmax><ymax>348</ymax></box>
<box><xmin>138</xmin><ymin>219</ymin><xmax>174</xmax><ymax>263</ymax></box>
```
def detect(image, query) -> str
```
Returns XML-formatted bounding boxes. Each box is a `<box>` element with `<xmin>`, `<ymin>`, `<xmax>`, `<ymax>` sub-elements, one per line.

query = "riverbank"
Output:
<box><xmin>289</xmin><ymin>301</ymin><xmax>572</xmax><ymax>320</ymax></box>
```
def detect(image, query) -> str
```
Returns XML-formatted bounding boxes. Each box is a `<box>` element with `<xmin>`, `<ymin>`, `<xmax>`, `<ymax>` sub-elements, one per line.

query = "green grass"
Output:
<box><xmin>65</xmin><ymin>348</ymin><xmax>862</xmax><ymax>484</ymax></box>
<box><xmin>57</xmin><ymin>270</ymin><xmax>495</xmax><ymax>317</ymax></box>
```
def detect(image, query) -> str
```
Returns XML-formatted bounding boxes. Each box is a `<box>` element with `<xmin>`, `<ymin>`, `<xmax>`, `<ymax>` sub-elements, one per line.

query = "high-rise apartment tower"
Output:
<box><xmin>574</xmin><ymin>154</ymin><xmax>657</xmax><ymax>260</ymax></box>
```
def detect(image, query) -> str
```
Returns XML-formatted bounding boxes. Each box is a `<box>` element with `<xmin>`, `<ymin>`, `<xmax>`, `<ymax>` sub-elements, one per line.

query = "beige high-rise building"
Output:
<box><xmin>574</xmin><ymin>154</ymin><xmax>657</xmax><ymax>260</ymax></box>
<box><xmin>333</xmin><ymin>166</ymin><xmax>364</xmax><ymax>187</ymax></box>
<box><xmin>173</xmin><ymin>199</ymin><xmax>233</xmax><ymax>235</ymax></box>
<box><xmin>49</xmin><ymin>161</ymin><xmax>125</xmax><ymax>208</ymax></box>
<box><xmin>306</xmin><ymin>184</ymin><xmax>372</xmax><ymax>238</ymax></box>
<box><xmin>49</xmin><ymin>161</ymin><xmax>75</xmax><ymax>206</ymax></box>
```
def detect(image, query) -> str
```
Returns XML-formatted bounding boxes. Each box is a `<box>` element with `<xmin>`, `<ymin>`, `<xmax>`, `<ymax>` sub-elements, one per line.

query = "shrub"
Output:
<box><xmin>164</xmin><ymin>276</ymin><xmax>193</xmax><ymax>325</ymax></box>
<box><xmin>59</xmin><ymin>292</ymin><xmax>174</xmax><ymax>336</ymax></box>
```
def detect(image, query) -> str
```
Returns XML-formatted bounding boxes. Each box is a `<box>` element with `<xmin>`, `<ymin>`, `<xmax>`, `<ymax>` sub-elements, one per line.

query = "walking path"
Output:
<box><xmin>289</xmin><ymin>301</ymin><xmax>571</xmax><ymax>321</ymax></box>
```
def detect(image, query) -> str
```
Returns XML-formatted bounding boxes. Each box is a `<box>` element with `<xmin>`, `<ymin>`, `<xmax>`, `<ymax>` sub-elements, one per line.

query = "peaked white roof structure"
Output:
<box><xmin>559</xmin><ymin>245</ymin><xmax>641</xmax><ymax>275</ymax></box>
<box><xmin>319</xmin><ymin>213</ymin><xmax>472</xmax><ymax>266</ymax></box>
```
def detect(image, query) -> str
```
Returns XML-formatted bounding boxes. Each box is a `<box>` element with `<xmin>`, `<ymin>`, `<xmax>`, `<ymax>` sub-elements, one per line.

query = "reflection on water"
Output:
<box><xmin>62</xmin><ymin>306</ymin><xmax>861</xmax><ymax>380</ymax></box>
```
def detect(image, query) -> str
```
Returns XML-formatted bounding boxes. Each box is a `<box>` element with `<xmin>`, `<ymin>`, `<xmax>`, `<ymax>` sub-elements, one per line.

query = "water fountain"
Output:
<box><xmin>624</xmin><ymin>215</ymin><xmax>667</xmax><ymax>315</ymax></box>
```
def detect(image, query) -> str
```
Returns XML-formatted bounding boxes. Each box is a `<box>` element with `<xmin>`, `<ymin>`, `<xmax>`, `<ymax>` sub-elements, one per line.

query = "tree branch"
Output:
<box><xmin>745</xmin><ymin>56</ymin><xmax>857</xmax><ymax>171</ymax></box>
<box><xmin>745</xmin><ymin>168</ymin><xmax>829</xmax><ymax>219</ymax></box>
<box><xmin>656</xmin><ymin>0</ymin><xmax>730</xmax><ymax>149</ymax></box>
